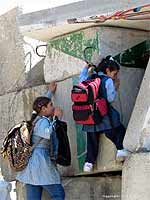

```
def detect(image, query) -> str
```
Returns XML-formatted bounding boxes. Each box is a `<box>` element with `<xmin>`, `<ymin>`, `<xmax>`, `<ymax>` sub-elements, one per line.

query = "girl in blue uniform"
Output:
<box><xmin>79</xmin><ymin>56</ymin><xmax>128</xmax><ymax>172</ymax></box>
<box><xmin>16</xmin><ymin>82</ymin><xmax>65</xmax><ymax>200</ymax></box>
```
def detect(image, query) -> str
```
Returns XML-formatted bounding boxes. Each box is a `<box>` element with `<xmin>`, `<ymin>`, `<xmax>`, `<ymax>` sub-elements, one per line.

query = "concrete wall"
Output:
<box><xmin>0</xmin><ymin>12</ymin><xmax>149</xmax><ymax>178</ymax></box>
<box><xmin>122</xmin><ymin>153</ymin><xmax>150</xmax><ymax>200</ymax></box>
<box><xmin>19</xmin><ymin>0</ymin><xmax>149</xmax><ymax>27</ymax></box>
<box><xmin>124</xmin><ymin>60</ymin><xmax>150</xmax><ymax>152</ymax></box>
<box><xmin>0</xmin><ymin>8</ymin><xmax>25</xmax><ymax>96</ymax></box>
<box><xmin>16</xmin><ymin>175</ymin><xmax>121</xmax><ymax>200</ymax></box>
<box><xmin>45</xmin><ymin>27</ymin><xmax>148</xmax><ymax>82</ymax></box>
<box><xmin>0</xmin><ymin>8</ymin><xmax>149</xmax><ymax>200</ymax></box>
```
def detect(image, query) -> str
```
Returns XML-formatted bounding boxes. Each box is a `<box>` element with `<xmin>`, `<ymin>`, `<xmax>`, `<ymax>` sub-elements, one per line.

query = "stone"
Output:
<box><xmin>0</xmin><ymin>8</ymin><xmax>25</xmax><ymax>95</ymax></box>
<box><xmin>122</xmin><ymin>152</ymin><xmax>150</xmax><ymax>200</ymax></box>
<box><xmin>17</xmin><ymin>176</ymin><xmax>121</xmax><ymax>200</ymax></box>
<box><xmin>44</xmin><ymin>27</ymin><xmax>148</xmax><ymax>82</ymax></box>
<box><xmin>123</xmin><ymin>61</ymin><xmax>150</xmax><ymax>152</ymax></box>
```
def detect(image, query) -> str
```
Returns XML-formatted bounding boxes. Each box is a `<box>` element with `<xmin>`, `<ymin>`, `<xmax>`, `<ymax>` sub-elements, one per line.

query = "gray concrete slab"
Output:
<box><xmin>44</xmin><ymin>27</ymin><xmax>147</xmax><ymax>83</ymax></box>
<box><xmin>0</xmin><ymin>8</ymin><xmax>25</xmax><ymax>95</ymax></box>
<box><xmin>124</xmin><ymin>60</ymin><xmax>150</xmax><ymax>152</ymax></box>
<box><xmin>122</xmin><ymin>153</ymin><xmax>150</xmax><ymax>200</ymax></box>
<box><xmin>17</xmin><ymin>175</ymin><xmax>121</xmax><ymax>200</ymax></box>
<box><xmin>19</xmin><ymin>0</ymin><xmax>150</xmax><ymax>26</ymax></box>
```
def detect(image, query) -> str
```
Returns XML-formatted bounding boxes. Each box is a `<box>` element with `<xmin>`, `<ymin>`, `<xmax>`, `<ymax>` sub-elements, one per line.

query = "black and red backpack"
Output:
<box><xmin>71</xmin><ymin>76</ymin><xmax>108</xmax><ymax>125</ymax></box>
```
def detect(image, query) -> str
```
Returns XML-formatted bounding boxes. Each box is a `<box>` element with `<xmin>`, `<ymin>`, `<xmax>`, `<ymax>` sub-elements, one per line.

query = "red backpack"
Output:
<box><xmin>71</xmin><ymin>77</ymin><xmax>108</xmax><ymax>125</ymax></box>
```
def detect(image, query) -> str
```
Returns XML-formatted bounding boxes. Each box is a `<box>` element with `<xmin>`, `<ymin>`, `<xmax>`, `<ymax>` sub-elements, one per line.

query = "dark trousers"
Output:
<box><xmin>85</xmin><ymin>124</ymin><xmax>126</xmax><ymax>164</ymax></box>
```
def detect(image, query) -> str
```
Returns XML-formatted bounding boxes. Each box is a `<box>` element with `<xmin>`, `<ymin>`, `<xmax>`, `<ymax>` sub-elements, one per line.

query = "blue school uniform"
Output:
<box><xmin>79</xmin><ymin>67</ymin><xmax>121</xmax><ymax>133</ymax></box>
<box><xmin>16</xmin><ymin>116</ymin><xmax>61</xmax><ymax>185</ymax></box>
<box><xmin>79</xmin><ymin>67</ymin><xmax>126</xmax><ymax>164</ymax></box>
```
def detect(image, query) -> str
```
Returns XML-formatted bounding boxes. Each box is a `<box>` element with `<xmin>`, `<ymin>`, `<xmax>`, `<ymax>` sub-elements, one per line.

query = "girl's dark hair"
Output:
<box><xmin>95</xmin><ymin>55</ymin><xmax>120</xmax><ymax>73</ymax></box>
<box><xmin>30</xmin><ymin>96</ymin><xmax>51</xmax><ymax>123</ymax></box>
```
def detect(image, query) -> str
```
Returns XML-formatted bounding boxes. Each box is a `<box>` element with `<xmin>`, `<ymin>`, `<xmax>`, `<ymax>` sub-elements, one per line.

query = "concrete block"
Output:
<box><xmin>44</xmin><ymin>27</ymin><xmax>148</xmax><ymax>82</ymax></box>
<box><xmin>99</xmin><ymin>27</ymin><xmax>148</xmax><ymax>57</ymax></box>
<box><xmin>122</xmin><ymin>153</ymin><xmax>150</xmax><ymax>200</ymax></box>
<box><xmin>113</xmin><ymin>67</ymin><xmax>144</xmax><ymax>127</ymax></box>
<box><xmin>0</xmin><ymin>8</ymin><xmax>25</xmax><ymax>95</ymax></box>
<box><xmin>44</xmin><ymin>48</ymin><xmax>83</xmax><ymax>82</ymax></box>
<box><xmin>25</xmin><ymin>58</ymin><xmax>45</xmax><ymax>87</ymax></box>
<box><xmin>44</xmin><ymin>27</ymin><xmax>99</xmax><ymax>82</ymax></box>
<box><xmin>17</xmin><ymin>176</ymin><xmax>121</xmax><ymax>200</ymax></box>
<box><xmin>123</xmin><ymin>61</ymin><xmax>150</xmax><ymax>152</ymax></box>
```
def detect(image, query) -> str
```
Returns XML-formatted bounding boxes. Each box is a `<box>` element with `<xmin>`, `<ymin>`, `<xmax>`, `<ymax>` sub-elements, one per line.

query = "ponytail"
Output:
<box><xmin>30</xmin><ymin>111</ymin><xmax>38</xmax><ymax>123</ymax></box>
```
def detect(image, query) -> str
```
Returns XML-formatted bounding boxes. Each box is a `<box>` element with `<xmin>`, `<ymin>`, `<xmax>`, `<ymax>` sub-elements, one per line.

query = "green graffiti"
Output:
<box><xmin>72</xmin><ymin>76</ymin><xmax>86</xmax><ymax>172</ymax></box>
<box><xmin>48</xmin><ymin>31</ymin><xmax>99</xmax><ymax>62</ymax></box>
<box><xmin>114</xmin><ymin>40</ymin><xmax>150</xmax><ymax>68</ymax></box>
<box><xmin>76</xmin><ymin>125</ymin><xmax>86</xmax><ymax>171</ymax></box>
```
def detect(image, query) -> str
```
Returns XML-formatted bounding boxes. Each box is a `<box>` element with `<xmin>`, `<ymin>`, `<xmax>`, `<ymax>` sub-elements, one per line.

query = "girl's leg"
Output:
<box><xmin>26</xmin><ymin>184</ymin><xmax>42</xmax><ymax>200</ymax></box>
<box><xmin>105</xmin><ymin>124</ymin><xmax>126</xmax><ymax>150</ymax></box>
<box><xmin>43</xmin><ymin>184</ymin><xmax>65</xmax><ymax>200</ymax></box>
<box><xmin>85</xmin><ymin>132</ymin><xmax>100</xmax><ymax>164</ymax></box>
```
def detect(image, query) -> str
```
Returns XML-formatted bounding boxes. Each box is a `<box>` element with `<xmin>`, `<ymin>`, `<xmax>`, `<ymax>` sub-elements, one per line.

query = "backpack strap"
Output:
<box><xmin>31</xmin><ymin>116</ymin><xmax>55</xmax><ymax>151</ymax></box>
<box><xmin>31</xmin><ymin>138</ymin><xmax>43</xmax><ymax>151</ymax></box>
<box><xmin>30</xmin><ymin>117</ymin><xmax>44</xmax><ymax>151</ymax></box>
<box><xmin>97</xmin><ymin>75</ymin><xmax>109</xmax><ymax>100</ymax></box>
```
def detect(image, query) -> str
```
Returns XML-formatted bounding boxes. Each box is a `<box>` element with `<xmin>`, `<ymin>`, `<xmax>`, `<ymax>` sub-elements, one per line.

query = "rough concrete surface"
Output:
<box><xmin>19</xmin><ymin>0</ymin><xmax>149</xmax><ymax>27</ymax></box>
<box><xmin>16</xmin><ymin>176</ymin><xmax>121</xmax><ymax>200</ymax></box>
<box><xmin>0</xmin><ymin>8</ymin><xmax>25</xmax><ymax>95</ymax></box>
<box><xmin>44</xmin><ymin>27</ymin><xmax>99</xmax><ymax>83</ymax></box>
<box><xmin>122</xmin><ymin>153</ymin><xmax>150</xmax><ymax>200</ymax></box>
<box><xmin>123</xmin><ymin>60</ymin><xmax>150</xmax><ymax>152</ymax></box>
<box><xmin>113</xmin><ymin>67</ymin><xmax>144</xmax><ymax>127</ymax></box>
<box><xmin>44</xmin><ymin>27</ymin><xmax>148</xmax><ymax>82</ymax></box>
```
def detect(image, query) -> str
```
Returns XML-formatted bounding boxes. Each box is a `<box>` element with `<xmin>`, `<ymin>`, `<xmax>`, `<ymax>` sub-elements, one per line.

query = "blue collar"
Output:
<box><xmin>98</xmin><ymin>71</ymin><xmax>108</xmax><ymax>77</ymax></box>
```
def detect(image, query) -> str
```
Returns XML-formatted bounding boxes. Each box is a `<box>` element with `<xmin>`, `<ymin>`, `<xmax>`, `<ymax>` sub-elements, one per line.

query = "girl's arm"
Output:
<box><xmin>105</xmin><ymin>78</ymin><xmax>116</xmax><ymax>103</ymax></box>
<box><xmin>79</xmin><ymin>62</ymin><xmax>92</xmax><ymax>82</ymax></box>
<box><xmin>45</xmin><ymin>82</ymin><xmax>57</xmax><ymax>98</ymax></box>
<box><xmin>79</xmin><ymin>66</ymin><xmax>89</xmax><ymax>82</ymax></box>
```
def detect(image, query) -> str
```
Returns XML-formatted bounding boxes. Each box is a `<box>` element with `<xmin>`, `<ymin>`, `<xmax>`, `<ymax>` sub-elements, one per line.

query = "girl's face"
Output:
<box><xmin>41</xmin><ymin>102</ymin><xmax>55</xmax><ymax>117</ymax></box>
<box><xmin>106</xmin><ymin>68</ymin><xmax>119</xmax><ymax>80</ymax></box>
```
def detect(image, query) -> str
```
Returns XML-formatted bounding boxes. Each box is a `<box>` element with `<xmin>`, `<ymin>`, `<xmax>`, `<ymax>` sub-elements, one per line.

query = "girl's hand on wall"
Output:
<box><xmin>114</xmin><ymin>78</ymin><xmax>120</xmax><ymax>91</ymax></box>
<box><xmin>84</xmin><ymin>61</ymin><xmax>91</xmax><ymax>68</ymax></box>
<box><xmin>48</xmin><ymin>82</ymin><xmax>57</xmax><ymax>93</ymax></box>
<box><xmin>54</xmin><ymin>107</ymin><xmax>63</xmax><ymax>119</ymax></box>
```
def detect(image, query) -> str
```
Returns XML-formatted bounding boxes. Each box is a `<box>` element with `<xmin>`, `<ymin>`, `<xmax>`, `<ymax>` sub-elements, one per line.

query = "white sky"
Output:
<box><xmin>0</xmin><ymin>0</ymin><xmax>82</xmax><ymax>15</ymax></box>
